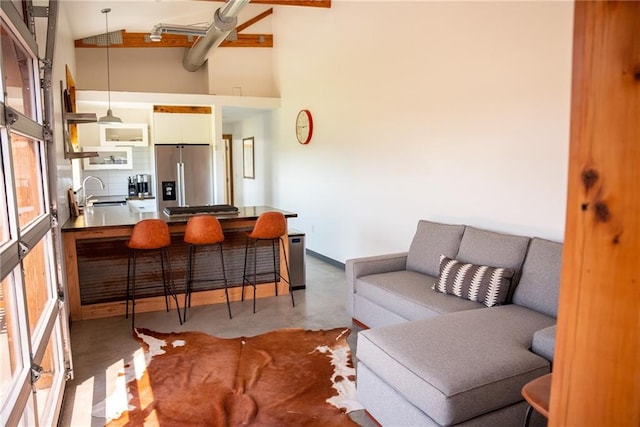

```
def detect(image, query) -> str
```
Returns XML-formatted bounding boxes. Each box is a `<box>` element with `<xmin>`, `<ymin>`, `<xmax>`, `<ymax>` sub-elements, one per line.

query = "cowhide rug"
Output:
<box><xmin>95</xmin><ymin>327</ymin><xmax>363</xmax><ymax>426</ymax></box>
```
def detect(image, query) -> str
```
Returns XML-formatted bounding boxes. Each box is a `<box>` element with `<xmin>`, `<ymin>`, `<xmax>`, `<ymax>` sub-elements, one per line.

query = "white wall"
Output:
<box><xmin>224</xmin><ymin>111</ymin><xmax>274</xmax><ymax>206</ymax></box>
<box><xmin>268</xmin><ymin>1</ymin><xmax>574</xmax><ymax>262</ymax></box>
<box><xmin>50</xmin><ymin>2</ymin><xmax>81</xmax><ymax>224</ymax></box>
<box><xmin>76</xmin><ymin>48</ymin><xmax>208</xmax><ymax>94</ymax></box>
<box><xmin>207</xmin><ymin>48</ymin><xmax>276</xmax><ymax>97</ymax></box>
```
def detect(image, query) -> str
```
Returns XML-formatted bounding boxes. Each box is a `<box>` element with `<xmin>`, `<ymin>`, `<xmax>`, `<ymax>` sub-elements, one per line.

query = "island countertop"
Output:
<box><xmin>61</xmin><ymin>205</ymin><xmax>298</xmax><ymax>321</ymax></box>
<box><xmin>62</xmin><ymin>205</ymin><xmax>297</xmax><ymax>231</ymax></box>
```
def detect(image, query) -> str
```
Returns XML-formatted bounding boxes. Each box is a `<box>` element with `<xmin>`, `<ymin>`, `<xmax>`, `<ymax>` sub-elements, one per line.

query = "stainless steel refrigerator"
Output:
<box><xmin>155</xmin><ymin>144</ymin><xmax>213</xmax><ymax>212</ymax></box>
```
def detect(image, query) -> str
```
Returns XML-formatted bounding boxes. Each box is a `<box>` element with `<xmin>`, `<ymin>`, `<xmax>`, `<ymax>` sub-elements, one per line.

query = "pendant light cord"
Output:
<box><xmin>102</xmin><ymin>8</ymin><xmax>112</xmax><ymax>110</ymax></box>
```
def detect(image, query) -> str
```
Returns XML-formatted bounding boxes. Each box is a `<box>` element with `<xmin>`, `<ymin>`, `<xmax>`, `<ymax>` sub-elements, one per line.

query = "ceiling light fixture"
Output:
<box><xmin>98</xmin><ymin>8</ymin><xmax>122</xmax><ymax>124</ymax></box>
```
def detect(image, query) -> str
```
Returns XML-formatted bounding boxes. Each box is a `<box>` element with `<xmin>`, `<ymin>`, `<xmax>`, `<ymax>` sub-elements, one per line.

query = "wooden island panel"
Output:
<box><xmin>62</xmin><ymin>206</ymin><xmax>295</xmax><ymax>321</ymax></box>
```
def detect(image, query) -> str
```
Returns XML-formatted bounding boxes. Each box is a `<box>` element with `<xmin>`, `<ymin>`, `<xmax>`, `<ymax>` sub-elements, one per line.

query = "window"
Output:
<box><xmin>10</xmin><ymin>132</ymin><xmax>45</xmax><ymax>229</ymax></box>
<box><xmin>1</xmin><ymin>21</ymin><xmax>37</xmax><ymax>120</ymax></box>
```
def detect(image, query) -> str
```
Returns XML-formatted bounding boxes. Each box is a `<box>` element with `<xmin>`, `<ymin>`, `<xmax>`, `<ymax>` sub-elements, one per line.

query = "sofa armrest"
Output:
<box><xmin>345</xmin><ymin>252</ymin><xmax>408</xmax><ymax>316</ymax></box>
<box><xmin>532</xmin><ymin>325</ymin><xmax>556</xmax><ymax>362</ymax></box>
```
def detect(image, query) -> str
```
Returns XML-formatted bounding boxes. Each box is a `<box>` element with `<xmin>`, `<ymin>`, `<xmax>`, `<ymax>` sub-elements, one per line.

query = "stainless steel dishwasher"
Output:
<box><xmin>288</xmin><ymin>230</ymin><xmax>306</xmax><ymax>290</ymax></box>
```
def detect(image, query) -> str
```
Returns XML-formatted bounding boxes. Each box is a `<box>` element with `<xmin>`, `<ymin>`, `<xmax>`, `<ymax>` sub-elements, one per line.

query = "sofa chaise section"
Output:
<box><xmin>357</xmin><ymin>305</ymin><xmax>555</xmax><ymax>426</ymax></box>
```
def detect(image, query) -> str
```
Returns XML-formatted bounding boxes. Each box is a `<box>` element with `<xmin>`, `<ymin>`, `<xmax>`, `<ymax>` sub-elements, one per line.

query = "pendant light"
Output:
<box><xmin>98</xmin><ymin>8</ymin><xmax>122</xmax><ymax>124</ymax></box>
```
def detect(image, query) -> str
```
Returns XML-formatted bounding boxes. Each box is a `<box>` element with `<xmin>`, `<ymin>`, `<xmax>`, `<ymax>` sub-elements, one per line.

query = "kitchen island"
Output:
<box><xmin>62</xmin><ymin>205</ymin><xmax>297</xmax><ymax>321</ymax></box>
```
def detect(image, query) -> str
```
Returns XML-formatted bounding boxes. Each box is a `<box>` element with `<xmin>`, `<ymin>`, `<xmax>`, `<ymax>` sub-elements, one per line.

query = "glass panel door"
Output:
<box><xmin>0</xmin><ymin>4</ymin><xmax>71</xmax><ymax>426</ymax></box>
<box><xmin>0</xmin><ymin>274</ymin><xmax>26</xmax><ymax>407</ymax></box>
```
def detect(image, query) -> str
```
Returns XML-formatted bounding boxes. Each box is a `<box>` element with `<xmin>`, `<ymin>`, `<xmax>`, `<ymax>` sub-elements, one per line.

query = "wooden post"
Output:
<box><xmin>550</xmin><ymin>2</ymin><xmax>640</xmax><ymax>425</ymax></box>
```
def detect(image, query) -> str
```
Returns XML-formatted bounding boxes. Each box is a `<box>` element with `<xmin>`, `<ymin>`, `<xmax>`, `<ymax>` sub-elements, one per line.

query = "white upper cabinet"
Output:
<box><xmin>153</xmin><ymin>112</ymin><xmax>212</xmax><ymax>144</ymax></box>
<box><xmin>100</xmin><ymin>123</ymin><xmax>149</xmax><ymax>146</ymax></box>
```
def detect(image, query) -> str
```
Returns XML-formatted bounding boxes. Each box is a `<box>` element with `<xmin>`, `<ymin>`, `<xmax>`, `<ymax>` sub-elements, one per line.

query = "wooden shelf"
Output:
<box><xmin>67</xmin><ymin>151</ymin><xmax>99</xmax><ymax>160</ymax></box>
<box><xmin>61</xmin><ymin>79</ymin><xmax>99</xmax><ymax>160</ymax></box>
<box><xmin>65</xmin><ymin>112</ymin><xmax>97</xmax><ymax>124</ymax></box>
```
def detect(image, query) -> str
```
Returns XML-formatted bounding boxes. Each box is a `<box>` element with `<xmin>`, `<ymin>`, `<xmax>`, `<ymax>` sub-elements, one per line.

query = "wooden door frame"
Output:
<box><xmin>550</xmin><ymin>2</ymin><xmax>639</xmax><ymax>425</ymax></box>
<box><xmin>223</xmin><ymin>134</ymin><xmax>234</xmax><ymax>205</ymax></box>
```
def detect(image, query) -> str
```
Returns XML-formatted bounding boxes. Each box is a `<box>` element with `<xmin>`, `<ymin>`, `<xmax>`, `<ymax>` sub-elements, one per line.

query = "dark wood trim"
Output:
<box><xmin>153</xmin><ymin>105</ymin><xmax>212</xmax><ymax>114</ymax></box>
<box><xmin>237</xmin><ymin>8</ymin><xmax>273</xmax><ymax>32</ymax></box>
<box><xmin>223</xmin><ymin>133</ymin><xmax>234</xmax><ymax>205</ymax></box>
<box><xmin>306</xmin><ymin>249</ymin><xmax>344</xmax><ymax>270</ymax></box>
<box><xmin>352</xmin><ymin>318</ymin><xmax>369</xmax><ymax>330</ymax></box>
<box><xmin>75</xmin><ymin>32</ymin><xmax>272</xmax><ymax>48</ymax></box>
<box><xmin>203</xmin><ymin>0</ymin><xmax>331</xmax><ymax>7</ymax></box>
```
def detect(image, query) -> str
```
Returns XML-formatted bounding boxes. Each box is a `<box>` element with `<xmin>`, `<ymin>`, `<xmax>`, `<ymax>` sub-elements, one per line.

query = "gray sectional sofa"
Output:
<box><xmin>346</xmin><ymin>220</ymin><xmax>562</xmax><ymax>426</ymax></box>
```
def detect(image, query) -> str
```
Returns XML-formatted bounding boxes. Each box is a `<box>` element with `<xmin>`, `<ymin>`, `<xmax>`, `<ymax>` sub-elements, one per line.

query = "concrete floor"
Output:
<box><xmin>58</xmin><ymin>254</ymin><xmax>376</xmax><ymax>426</ymax></box>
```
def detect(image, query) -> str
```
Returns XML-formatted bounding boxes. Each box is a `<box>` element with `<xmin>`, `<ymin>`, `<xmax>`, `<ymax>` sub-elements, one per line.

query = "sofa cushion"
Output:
<box><xmin>433</xmin><ymin>255</ymin><xmax>515</xmax><ymax>307</ymax></box>
<box><xmin>406</xmin><ymin>220</ymin><xmax>465</xmax><ymax>277</ymax></box>
<box><xmin>356</xmin><ymin>270</ymin><xmax>485</xmax><ymax>323</ymax></box>
<box><xmin>357</xmin><ymin>305</ymin><xmax>555</xmax><ymax>426</ymax></box>
<box><xmin>532</xmin><ymin>325</ymin><xmax>556</xmax><ymax>362</ymax></box>
<box><xmin>456</xmin><ymin>226</ymin><xmax>530</xmax><ymax>280</ymax></box>
<box><xmin>512</xmin><ymin>237</ymin><xmax>563</xmax><ymax>317</ymax></box>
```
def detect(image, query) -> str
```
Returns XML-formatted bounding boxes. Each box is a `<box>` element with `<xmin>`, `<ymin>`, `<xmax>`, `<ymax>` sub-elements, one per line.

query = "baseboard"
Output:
<box><xmin>306</xmin><ymin>249</ymin><xmax>345</xmax><ymax>270</ymax></box>
<box><xmin>365</xmin><ymin>410</ymin><xmax>383</xmax><ymax>427</ymax></box>
<box><xmin>352</xmin><ymin>318</ymin><xmax>370</xmax><ymax>330</ymax></box>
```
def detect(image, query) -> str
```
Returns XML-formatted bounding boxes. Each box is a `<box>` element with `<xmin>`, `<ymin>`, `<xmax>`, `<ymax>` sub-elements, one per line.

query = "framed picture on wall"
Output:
<box><xmin>243</xmin><ymin>137</ymin><xmax>255</xmax><ymax>179</ymax></box>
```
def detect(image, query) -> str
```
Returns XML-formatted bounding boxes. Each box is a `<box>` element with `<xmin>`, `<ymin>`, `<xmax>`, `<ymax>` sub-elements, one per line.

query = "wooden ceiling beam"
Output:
<box><xmin>75</xmin><ymin>9</ymin><xmax>276</xmax><ymax>49</ymax></box>
<box><xmin>222</xmin><ymin>34</ymin><xmax>273</xmax><ymax>48</ymax></box>
<box><xmin>199</xmin><ymin>0</ymin><xmax>330</xmax><ymax>7</ymax></box>
<box><xmin>249</xmin><ymin>0</ymin><xmax>330</xmax><ymax>7</ymax></box>
<box><xmin>237</xmin><ymin>8</ymin><xmax>273</xmax><ymax>32</ymax></box>
<box><xmin>75</xmin><ymin>31</ymin><xmax>273</xmax><ymax>48</ymax></box>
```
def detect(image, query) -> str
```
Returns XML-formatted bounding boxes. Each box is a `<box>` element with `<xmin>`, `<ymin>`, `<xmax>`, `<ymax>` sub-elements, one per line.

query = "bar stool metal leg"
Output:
<box><xmin>131</xmin><ymin>252</ymin><xmax>136</xmax><ymax>327</ymax></box>
<box><xmin>163</xmin><ymin>247</ymin><xmax>182</xmax><ymax>325</ymax></box>
<box><xmin>126</xmin><ymin>250</ymin><xmax>138</xmax><ymax>328</ymax></box>
<box><xmin>523</xmin><ymin>405</ymin><xmax>533</xmax><ymax>427</ymax></box>
<box><xmin>272</xmin><ymin>239</ymin><xmax>278</xmax><ymax>296</ymax></box>
<box><xmin>242</xmin><ymin>239</ymin><xmax>249</xmax><ymax>302</ymax></box>
<box><xmin>241</xmin><ymin>238</ymin><xmax>258</xmax><ymax>312</ymax></box>
<box><xmin>126</xmin><ymin>250</ymin><xmax>132</xmax><ymax>319</ymax></box>
<box><xmin>219</xmin><ymin>244</ymin><xmax>232</xmax><ymax>319</ymax></box>
<box><xmin>159</xmin><ymin>249</ymin><xmax>170</xmax><ymax>312</ymax></box>
<box><xmin>253</xmin><ymin>240</ymin><xmax>258</xmax><ymax>313</ymax></box>
<box><xmin>184</xmin><ymin>245</ymin><xmax>195</xmax><ymax>321</ymax></box>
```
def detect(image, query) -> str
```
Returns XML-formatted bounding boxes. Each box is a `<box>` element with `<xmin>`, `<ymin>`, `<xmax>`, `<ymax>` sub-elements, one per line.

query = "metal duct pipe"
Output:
<box><xmin>149</xmin><ymin>23</ymin><xmax>208</xmax><ymax>42</ymax></box>
<box><xmin>182</xmin><ymin>0</ymin><xmax>250</xmax><ymax>72</ymax></box>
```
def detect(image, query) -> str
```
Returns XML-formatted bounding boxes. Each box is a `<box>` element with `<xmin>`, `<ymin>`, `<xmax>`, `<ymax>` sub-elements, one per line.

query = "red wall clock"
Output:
<box><xmin>296</xmin><ymin>109</ymin><xmax>313</xmax><ymax>144</ymax></box>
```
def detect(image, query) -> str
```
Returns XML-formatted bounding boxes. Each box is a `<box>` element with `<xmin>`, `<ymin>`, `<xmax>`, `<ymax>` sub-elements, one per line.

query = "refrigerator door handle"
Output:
<box><xmin>176</xmin><ymin>162</ymin><xmax>186</xmax><ymax>206</ymax></box>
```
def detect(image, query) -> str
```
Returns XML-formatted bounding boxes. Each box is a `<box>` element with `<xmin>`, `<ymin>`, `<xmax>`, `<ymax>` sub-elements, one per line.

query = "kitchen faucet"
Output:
<box><xmin>81</xmin><ymin>175</ymin><xmax>105</xmax><ymax>207</ymax></box>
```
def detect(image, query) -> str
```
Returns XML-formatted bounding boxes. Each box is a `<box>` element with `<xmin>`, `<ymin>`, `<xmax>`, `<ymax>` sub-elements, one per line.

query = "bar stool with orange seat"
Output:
<box><xmin>242</xmin><ymin>211</ymin><xmax>295</xmax><ymax>313</ymax></box>
<box><xmin>126</xmin><ymin>219</ymin><xmax>183</xmax><ymax>328</ymax></box>
<box><xmin>183</xmin><ymin>214</ymin><xmax>231</xmax><ymax>321</ymax></box>
<box><xmin>521</xmin><ymin>373</ymin><xmax>552</xmax><ymax>426</ymax></box>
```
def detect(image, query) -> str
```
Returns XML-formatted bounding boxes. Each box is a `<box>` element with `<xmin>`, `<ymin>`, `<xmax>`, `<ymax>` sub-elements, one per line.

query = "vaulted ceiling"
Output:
<box><xmin>67</xmin><ymin>0</ymin><xmax>330</xmax><ymax>50</ymax></box>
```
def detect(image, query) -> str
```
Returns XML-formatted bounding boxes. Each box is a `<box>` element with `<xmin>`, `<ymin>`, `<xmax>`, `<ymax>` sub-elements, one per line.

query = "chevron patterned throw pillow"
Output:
<box><xmin>433</xmin><ymin>255</ymin><xmax>515</xmax><ymax>307</ymax></box>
